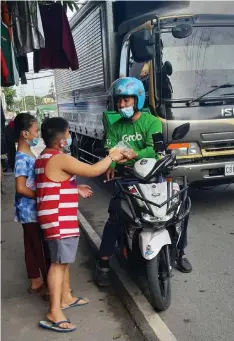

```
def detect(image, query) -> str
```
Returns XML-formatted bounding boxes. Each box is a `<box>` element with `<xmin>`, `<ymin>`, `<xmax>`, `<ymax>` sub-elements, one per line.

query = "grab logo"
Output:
<box><xmin>122</xmin><ymin>133</ymin><xmax>142</xmax><ymax>142</ymax></box>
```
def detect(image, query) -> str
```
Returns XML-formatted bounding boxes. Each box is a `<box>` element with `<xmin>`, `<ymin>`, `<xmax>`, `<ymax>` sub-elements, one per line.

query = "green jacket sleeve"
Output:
<box><xmin>136</xmin><ymin>117</ymin><xmax>162</xmax><ymax>160</ymax></box>
<box><xmin>104</xmin><ymin>125</ymin><xmax>118</xmax><ymax>168</ymax></box>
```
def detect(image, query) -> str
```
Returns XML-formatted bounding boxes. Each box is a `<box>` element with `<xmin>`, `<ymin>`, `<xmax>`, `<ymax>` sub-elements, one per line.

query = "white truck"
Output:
<box><xmin>54</xmin><ymin>1</ymin><xmax>234</xmax><ymax>186</ymax></box>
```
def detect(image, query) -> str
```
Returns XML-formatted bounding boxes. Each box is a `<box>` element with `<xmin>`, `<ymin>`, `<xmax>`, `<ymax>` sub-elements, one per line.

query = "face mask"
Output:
<box><xmin>119</xmin><ymin>106</ymin><xmax>134</xmax><ymax>119</ymax></box>
<box><xmin>27</xmin><ymin>137</ymin><xmax>39</xmax><ymax>147</ymax></box>
<box><xmin>66</xmin><ymin>137</ymin><xmax>72</xmax><ymax>147</ymax></box>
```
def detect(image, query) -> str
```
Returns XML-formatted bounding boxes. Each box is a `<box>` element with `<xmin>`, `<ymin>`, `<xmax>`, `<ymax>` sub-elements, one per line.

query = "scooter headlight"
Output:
<box><xmin>142</xmin><ymin>213</ymin><xmax>159</xmax><ymax>223</ymax></box>
<box><xmin>141</xmin><ymin>212</ymin><xmax>173</xmax><ymax>226</ymax></box>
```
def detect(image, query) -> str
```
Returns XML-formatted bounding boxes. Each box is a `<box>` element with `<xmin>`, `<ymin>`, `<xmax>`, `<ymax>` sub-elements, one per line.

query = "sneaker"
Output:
<box><xmin>94</xmin><ymin>261</ymin><xmax>111</xmax><ymax>287</ymax></box>
<box><xmin>177</xmin><ymin>256</ymin><xmax>193</xmax><ymax>273</ymax></box>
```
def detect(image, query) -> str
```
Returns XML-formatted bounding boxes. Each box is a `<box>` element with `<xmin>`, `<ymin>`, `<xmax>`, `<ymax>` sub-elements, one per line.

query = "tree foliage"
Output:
<box><xmin>2</xmin><ymin>87</ymin><xmax>17</xmax><ymax>111</ymax></box>
<box><xmin>15</xmin><ymin>96</ymin><xmax>44</xmax><ymax>111</ymax></box>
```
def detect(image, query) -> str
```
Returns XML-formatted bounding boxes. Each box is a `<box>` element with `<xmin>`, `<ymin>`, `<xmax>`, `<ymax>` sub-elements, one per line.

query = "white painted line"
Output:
<box><xmin>79</xmin><ymin>212</ymin><xmax>178</xmax><ymax>341</ymax></box>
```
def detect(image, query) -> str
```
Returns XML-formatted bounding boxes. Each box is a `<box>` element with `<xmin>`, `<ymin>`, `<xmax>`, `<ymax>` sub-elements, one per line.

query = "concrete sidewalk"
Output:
<box><xmin>1</xmin><ymin>173</ymin><xmax>142</xmax><ymax>341</ymax></box>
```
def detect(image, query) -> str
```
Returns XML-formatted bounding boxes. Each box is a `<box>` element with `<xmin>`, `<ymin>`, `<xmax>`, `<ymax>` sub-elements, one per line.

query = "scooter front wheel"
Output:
<box><xmin>146</xmin><ymin>246</ymin><xmax>171</xmax><ymax>311</ymax></box>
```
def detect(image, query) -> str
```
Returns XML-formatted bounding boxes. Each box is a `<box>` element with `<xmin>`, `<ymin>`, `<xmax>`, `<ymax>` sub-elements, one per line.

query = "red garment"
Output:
<box><xmin>33</xmin><ymin>3</ymin><xmax>79</xmax><ymax>72</ymax></box>
<box><xmin>22</xmin><ymin>222</ymin><xmax>50</xmax><ymax>281</ymax></box>
<box><xmin>1</xmin><ymin>49</ymin><xmax>9</xmax><ymax>83</ymax></box>
<box><xmin>35</xmin><ymin>150</ymin><xmax>80</xmax><ymax>240</ymax></box>
<box><xmin>1</xmin><ymin>0</ymin><xmax>12</xmax><ymax>38</ymax></box>
<box><xmin>8</xmin><ymin>119</ymin><xmax>14</xmax><ymax>128</ymax></box>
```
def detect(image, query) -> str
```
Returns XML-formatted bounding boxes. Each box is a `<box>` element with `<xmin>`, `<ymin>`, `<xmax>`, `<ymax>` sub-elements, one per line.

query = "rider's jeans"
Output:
<box><xmin>99</xmin><ymin>196</ymin><xmax>189</xmax><ymax>258</ymax></box>
<box><xmin>99</xmin><ymin>196</ymin><xmax>122</xmax><ymax>257</ymax></box>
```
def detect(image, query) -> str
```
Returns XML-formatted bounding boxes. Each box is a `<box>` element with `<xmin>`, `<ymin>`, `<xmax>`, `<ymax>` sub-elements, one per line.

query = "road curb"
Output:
<box><xmin>79</xmin><ymin>212</ymin><xmax>178</xmax><ymax>341</ymax></box>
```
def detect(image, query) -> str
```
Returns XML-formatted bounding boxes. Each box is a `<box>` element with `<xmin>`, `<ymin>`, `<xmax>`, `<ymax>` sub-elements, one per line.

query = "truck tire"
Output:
<box><xmin>146</xmin><ymin>246</ymin><xmax>171</xmax><ymax>311</ymax></box>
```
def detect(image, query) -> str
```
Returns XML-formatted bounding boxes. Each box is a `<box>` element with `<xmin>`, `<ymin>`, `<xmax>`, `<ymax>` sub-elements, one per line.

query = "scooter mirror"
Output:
<box><xmin>152</xmin><ymin>132</ymin><xmax>165</xmax><ymax>152</ymax></box>
<box><xmin>172</xmin><ymin>123</ymin><xmax>190</xmax><ymax>141</ymax></box>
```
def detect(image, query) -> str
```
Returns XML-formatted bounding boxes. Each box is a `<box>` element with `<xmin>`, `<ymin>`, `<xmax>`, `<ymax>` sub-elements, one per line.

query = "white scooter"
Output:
<box><xmin>113</xmin><ymin>123</ymin><xmax>191</xmax><ymax>311</ymax></box>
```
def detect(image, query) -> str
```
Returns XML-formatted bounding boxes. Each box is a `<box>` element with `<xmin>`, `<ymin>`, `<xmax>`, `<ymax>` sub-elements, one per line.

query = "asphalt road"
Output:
<box><xmin>77</xmin><ymin>175</ymin><xmax>234</xmax><ymax>341</ymax></box>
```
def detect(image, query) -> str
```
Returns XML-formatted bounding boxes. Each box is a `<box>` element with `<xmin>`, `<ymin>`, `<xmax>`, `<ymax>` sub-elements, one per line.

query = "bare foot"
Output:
<box><xmin>47</xmin><ymin>311</ymin><xmax>75</xmax><ymax>330</ymax></box>
<box><xmin>61</xmin><ymin>295</ymin><xmax>89</xmax><ymax>308</ymax></box>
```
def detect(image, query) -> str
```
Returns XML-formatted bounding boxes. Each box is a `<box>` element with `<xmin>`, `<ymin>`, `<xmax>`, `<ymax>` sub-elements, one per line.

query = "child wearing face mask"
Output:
<box><xmin>14</xmin><ymin>113</ymin><xmax>49</xmax><ymax>295</ymax></box>
<box><xmin>36</xmin><ymin>117</ymin><xmax>125</xmax><ymax>332</ymax></box>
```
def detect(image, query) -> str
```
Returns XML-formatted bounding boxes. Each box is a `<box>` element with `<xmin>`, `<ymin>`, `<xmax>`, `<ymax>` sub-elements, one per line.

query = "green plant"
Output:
<box><xmin>2</xmin><ymin>87</ymin><xmax>17</xmax><ymax>111</ymax></box>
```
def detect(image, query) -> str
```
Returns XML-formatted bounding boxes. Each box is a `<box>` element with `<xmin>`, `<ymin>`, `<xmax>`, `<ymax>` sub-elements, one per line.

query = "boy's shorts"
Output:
<box><xmin>46</xmin><ymin>237</ymin><xmax>79</xmax><ymax>264</ymax></box>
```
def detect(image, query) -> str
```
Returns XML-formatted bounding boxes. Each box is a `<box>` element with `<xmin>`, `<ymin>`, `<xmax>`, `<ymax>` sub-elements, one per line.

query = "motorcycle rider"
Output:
<box><xmin>95</xmin><ymin>77</ymin><xmax>192</xmax><ymax>286</ymax></box>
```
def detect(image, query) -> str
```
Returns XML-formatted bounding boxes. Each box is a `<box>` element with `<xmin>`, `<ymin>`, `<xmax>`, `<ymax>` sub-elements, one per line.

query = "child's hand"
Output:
<box><xmin>120</xmin><ymin>149</ymin><xmax>138</xmax><ymax>160</ymax></box>
<box><xmin>78</xmin><ymin>185</ymin><xmax>93</xmax><ymax>199</ymax></box>
<box><xmin>109</xmin><ymin>149</ymin><xmax>126</xmax><ymax>162</ymax></box>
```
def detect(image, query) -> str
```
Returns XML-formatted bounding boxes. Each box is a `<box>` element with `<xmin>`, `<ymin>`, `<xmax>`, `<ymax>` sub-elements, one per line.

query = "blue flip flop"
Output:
<box><xmin>39</xmin><ymin>320</ymin><xmax>76</xmax><ymax>333</ymax></box>
<box><xmin>62</xmin><ymin>297</ymin><xmax>89</xmax><ymax>310</ymax></box>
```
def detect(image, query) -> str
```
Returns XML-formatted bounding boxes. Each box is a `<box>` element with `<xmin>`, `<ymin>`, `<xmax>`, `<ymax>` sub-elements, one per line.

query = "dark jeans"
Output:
<box><xmin>99</xmin><ymin>196</ymin><xmax>188</xmax><ymax>258</ymax></box>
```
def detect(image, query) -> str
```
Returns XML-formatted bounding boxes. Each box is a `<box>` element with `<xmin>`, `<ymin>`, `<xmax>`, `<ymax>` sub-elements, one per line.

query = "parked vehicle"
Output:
<box><xmin>54</xmin><ymin>1</ymin><xmax>234</xmax><ymax>186</ymax></box>
<box><xmin>36</xmin><ymin>104</ymin><xmax>58</xmax><ymax>125</ymax></box>
<box><xmin>98</xmin><ymin>123</ymin><xmax>191</xmax><ymax>311</ymax></box>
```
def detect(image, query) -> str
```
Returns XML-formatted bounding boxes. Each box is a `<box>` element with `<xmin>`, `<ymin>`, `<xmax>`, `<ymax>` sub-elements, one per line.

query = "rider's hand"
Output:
<box><xmin>106</xmin><ymin>168</ymin><xmax>115</xmax><ymax>181</ymax></box>
<box><xmin>78</xmin><ymin>185</ymin><xmax>93</xmax><ymax>199</ymax></box>
<box><xmin>121</xmin><ymin>149</ymin><xmax>138</xmax><ymax>160</ymax></box>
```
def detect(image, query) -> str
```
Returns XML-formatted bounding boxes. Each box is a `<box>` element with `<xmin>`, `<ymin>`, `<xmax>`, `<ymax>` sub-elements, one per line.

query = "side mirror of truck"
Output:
<box><xmin>130</xmin><ymin>30</ymin><xmax>154</xmax><ymax>63</ymax></box>
<box><xmin>172</xmin><ymin>123</ymin><xmax>190</xmax><ymax>141</ymax></box>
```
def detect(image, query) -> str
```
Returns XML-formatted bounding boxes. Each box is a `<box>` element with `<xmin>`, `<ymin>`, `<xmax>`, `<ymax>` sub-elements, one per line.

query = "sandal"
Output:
<box><xmin>39</xmin><ymin>319</ymin><xmax>76</xmax><ymax>333</ymax></box>
<box><xmin>27</xmin><ymin>284</ymin><xmax>44</xmax><ymax>294</ymax></box>
<box><xmin>62</xmin><ymin>296</ymin><xmax>89</xmax><ymax>310</ymax></box>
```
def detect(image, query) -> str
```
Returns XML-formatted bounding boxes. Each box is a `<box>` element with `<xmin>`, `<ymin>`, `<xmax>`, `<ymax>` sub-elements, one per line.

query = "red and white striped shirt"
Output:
<box><xmin>35</xmin><ymin>150</ymin><xmax>79</xmax><ymax>240</ymax></box>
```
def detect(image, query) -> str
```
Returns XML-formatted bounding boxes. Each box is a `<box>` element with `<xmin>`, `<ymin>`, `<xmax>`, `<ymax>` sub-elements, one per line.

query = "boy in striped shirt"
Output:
<box><xmin>36</xmin><ymin>117</ymin><xmax>125</xmax><ymax>332</ymax></box>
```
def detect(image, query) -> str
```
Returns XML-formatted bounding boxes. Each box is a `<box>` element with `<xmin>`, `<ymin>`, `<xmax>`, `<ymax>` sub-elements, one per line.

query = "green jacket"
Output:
<box><xmin>105</xmin><ymin>112</ymin><xmax>162</xmax><ymax>168</ymax></box>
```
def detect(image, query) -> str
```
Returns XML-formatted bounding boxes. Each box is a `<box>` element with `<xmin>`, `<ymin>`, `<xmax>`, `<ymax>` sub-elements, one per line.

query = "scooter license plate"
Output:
<box><xmin>225</xmin><ymin>164</ymin><xmax>234</xmax><ymax>176</ymax></box>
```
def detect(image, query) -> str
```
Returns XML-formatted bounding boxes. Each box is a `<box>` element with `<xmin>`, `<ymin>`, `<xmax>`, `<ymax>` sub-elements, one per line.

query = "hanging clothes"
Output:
<box><xmin>17</xmin><ymin>55</ymin><xmax>29</xmax><ymax>85</ymax></box>
<box><xmin>1</xmin><ymin>0</ymin><xmax>12</xmax><ymax>38</ymax></box>
<box><xmin>1</xmin><ymin>21</ymin><xmax>15</xmax><ymax>86</ymax></box>
<box><xmin>11</xmin><ymin>1</ymin><xmax>45</xmax><ymax>56</ymax></box>
<box><xmin>11</xmin><ymin>44</ymin><xmax>19</xmax><ymax>86</ymax></box>
<box><xmin>34</xmin><ymin>2</ymin><xmax>79</xmax><ymax>72</ymax></box>
<box><xmin>1</xmin><ymin>49</ymin><xmax>9</xmax><ymax>84</ymax></box>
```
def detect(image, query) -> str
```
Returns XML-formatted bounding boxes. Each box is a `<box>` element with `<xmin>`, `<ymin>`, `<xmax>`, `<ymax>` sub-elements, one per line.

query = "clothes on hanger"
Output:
<box><xmin>1</xmin><ymin>0</ymin><xmax>12</xmax><ymax>38</ymax></box>
<box><xmin>1</xmin><ymin>21</ymin><xmax>15</xmax><ymax>86</ymax></box>
<box><xmin>1</xmin><ymin>49</ymin><xmax>9</xmax><ymax>84</ymax></box>
<box><xmin>1</xmin><ymin>0</ymin><xmax>78</xmax><ymax>87</ymax></box>
<box><xmin>11</xmin><ymin>1</ymin><xmax>45</xmax><ymax>56</ymax></box>
<box><xmin>1</xmin><ymin>0</ymin><xmax>29</xmax><ymax>86</ymax></box>
<box><xmin>34</xmin><ymin>2</ymin><xmax>78</xmax><ymax>72</ymax></box>
<box><xmin>17</xmin><ymin>55</ymin><xmax>29</xmax><ymax>85</ymax></box>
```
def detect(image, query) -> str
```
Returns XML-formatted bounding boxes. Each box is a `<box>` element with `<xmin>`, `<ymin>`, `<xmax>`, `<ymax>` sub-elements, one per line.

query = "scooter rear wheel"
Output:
<box><xmin>146</xmin><ymin>246</ymin><xmax>171</xmax><ymax>311</ymax></box>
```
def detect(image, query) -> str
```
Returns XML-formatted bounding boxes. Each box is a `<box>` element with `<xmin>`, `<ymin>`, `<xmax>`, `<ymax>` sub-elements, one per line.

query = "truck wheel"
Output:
<box><xmin>146</xmin><ymin>246</ymin><xmax>171</xmax><ymax>311</ymax></box>
<box><xmin>72</xmin><ymin>135</ymin><xmax>80</xmax><ymax>159</ymax></box>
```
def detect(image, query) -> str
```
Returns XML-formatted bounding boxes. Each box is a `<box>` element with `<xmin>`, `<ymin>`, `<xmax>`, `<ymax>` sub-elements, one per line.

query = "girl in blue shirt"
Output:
<box><xmin>14</xmin><ymin>113</ymin><xmax>49</xmax><ymax>294</ymax></box>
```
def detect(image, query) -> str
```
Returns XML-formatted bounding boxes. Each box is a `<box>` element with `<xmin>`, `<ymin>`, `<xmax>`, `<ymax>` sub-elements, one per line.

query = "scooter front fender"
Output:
<box><xmin>139</xmin><ymin>229</ymin><xmax>171</xmax><ymax>260</ymax></box>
